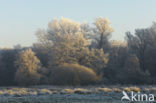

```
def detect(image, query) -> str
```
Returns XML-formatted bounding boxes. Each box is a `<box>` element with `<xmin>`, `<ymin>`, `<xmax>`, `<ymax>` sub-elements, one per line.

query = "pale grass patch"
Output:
<box><xmin>12</xmin><ymin>88</ymin><xmax>20</xmax><ymax>90</ymax></box>
<box><xmin>7</xmin><ymin>89</ymin><xmax>16</xmax><ymax>95</ymax></box>
<box><xmin>17</xmin><ymin>88</ymin><xmax>28</xmax><ymax>96</ymax></box>
<box><xmin>61</xmin><ymin>89</ymin><xmax>75</xmax><ymax>94</ymax></box>
<box><xmin>39</xmin><ymin>89</ymin><xmax>52</xmax><ymax>95</ymax></box>
<box><xmin>150</xmin><ymin>87</ymin><xmax>156</xmax><ymax>92</ymax></box>
<box><xmin>123</xmin><ymin>87</ymin><xmax>140</xmax><ymax>92</ymax></box>
<box><xmin>129</xmin><ymin>87</ymin><xmax>140</xmax><ymax>92</ymax></box>
<box><xmin>112</xmin><ymin>88</ymin><xmax>121</xmax><ymax>93</ymax></box>
<box><xmin>0</xmin><ymin>90</ymin><xmax>4</xmax><ymax>95</ymax></box>
<box><xmin>123</xmin><ymin>87</ymin><xmax>131</xmax><ymax>92</ymax></box>
<box><xmin>143</xmin><ymin>88</ymin><xmax>150</xmax><ymax>92</ymax></box>
<box><xmin>74</xmin><ymin>88</ymin><xmax>91</xmax><ymax>94</ymax></box>
<box><xmin>2</xmin><ymin>89</ymin><xmax>10</xmax><ymax>95</ymax></box>
<box><xmin>95</xmin><ymin>88</ymin><xmax>112</xmax><ymax>93</ymax></box>
<box><xmin>28</xmin><ymin>91</ymin><xmax>37</xmax><ymax>95</ymax></box>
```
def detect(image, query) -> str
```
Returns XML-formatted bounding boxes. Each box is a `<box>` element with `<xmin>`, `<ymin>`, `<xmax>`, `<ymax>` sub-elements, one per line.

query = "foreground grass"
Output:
<box><xmin>0</xmin><ymin>86</ymin><xmax>155</xmax><ymax>103</ymax></box>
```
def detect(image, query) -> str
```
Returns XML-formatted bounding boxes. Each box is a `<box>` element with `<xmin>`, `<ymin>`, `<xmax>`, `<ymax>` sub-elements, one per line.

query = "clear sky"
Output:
<box><xmin>0</xmin><ymin>0</ymin><xmax>156</xmax><ymax>47</ymax></box>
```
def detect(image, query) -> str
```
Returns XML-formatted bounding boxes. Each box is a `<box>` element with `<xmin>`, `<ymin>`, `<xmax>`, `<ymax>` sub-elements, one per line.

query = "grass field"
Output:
<box><xmin>0</xmin><ymin>86</ymin><xmax>155</xmax><ymax>103</ymax></box>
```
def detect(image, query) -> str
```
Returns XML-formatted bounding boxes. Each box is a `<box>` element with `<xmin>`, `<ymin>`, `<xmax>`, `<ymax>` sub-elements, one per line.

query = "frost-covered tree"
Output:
<box><xmin>122</xmin><ymin>55</ymin><xmax>150</xmax><ymax>84</ymax></box>
<box><xmin>79</xmin><ymin>48</ymin><xmax>108</xmax><ymax>76</ymax></box>
<box><xmin>35</xmin><ymin>18</ymin><xmax>109</xmax><ymax>77</ymax></box>
<box><xmin>15</xmin><ymin>49</ymin><xmax>41</xmax><ymax>86</ymax></box>
<box><xmin>37</xmin><ymin>18</ymin><xmax>89</xmax><ymax>66</ymax></box>
<box><xmin>126</xmin><ymin>28</ymin><xmax>151</xmax><ymax>72</ymax></box>
<box><xmin>91</xmin><ymin>17</ymin><xmax>114</xmax><ymax>51</ymax></box>
<box><xmin>145</xmin><ymin>23</ymin><xmax>156</xmax><ymax>77</ymax></box>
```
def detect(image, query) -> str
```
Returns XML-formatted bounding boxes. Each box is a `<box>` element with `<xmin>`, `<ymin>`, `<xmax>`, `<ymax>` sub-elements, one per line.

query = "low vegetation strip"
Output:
<box><xmin>0</xmin><ymin>86</ymin><xmax>155</xmax><ymax>103</ymax></box>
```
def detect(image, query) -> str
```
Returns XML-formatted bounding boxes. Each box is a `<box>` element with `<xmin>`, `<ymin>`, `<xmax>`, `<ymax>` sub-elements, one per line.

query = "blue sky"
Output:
<box><xmin>0</xmin><ymin>0</ymin><xmax>156</xmax><ymax>47</ymax></box>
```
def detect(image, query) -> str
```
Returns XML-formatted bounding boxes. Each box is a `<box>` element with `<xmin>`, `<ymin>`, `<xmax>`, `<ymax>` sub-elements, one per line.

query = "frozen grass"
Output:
<box><xmin>38</xmin><ymin>89</ymin><xmax>53</xmax><ymax>95</ymax></box>
<box><xmin>60</xmin><ymin>88</ymin><xmax>75</xmax><ymax>94</ymax></box>
<box><xmin>0</xmin><ymin>86</ymin><xmax>156</xmax><ymax>103</ymax></box>
<box><xmin>123</xmin><ymin>86</ymin><xmax>140</xmax><ymax>92</ymax></box>
<box><xmin>74</xmin><ymin>88</ymin><xmax>92</xmax><ymax>94</ymax></box>
<box><xmin>95</xmin><ymin>88</ymin><xmax>113</xmax><ymax>93</ymax></box>
<box><xmin>112</xmin><ymin>88</ymin><xmax>121</xmax><ymax>93</ymax></box>
<box><xmin>150</xmin><ymin>87</ymin><xmax>156</xmax><ymax>92</ymax></box>
<box><xmin>143</xmin><ymin>88</ymin><xmax>150</xmax><ymax>92</ymax></box>
<box><xmin>123</xmin><ymin>87</ymin><xmax>131</xmax><ymax>92</ymax></box>
<box><xmin>129</xmin><ymin>87</ymin><xmax>140</xmax><ymax>92</ymax></box>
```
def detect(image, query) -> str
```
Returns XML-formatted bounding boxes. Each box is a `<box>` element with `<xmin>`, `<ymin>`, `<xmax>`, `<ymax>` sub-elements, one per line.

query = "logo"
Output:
<box><xmin>122</xmin><ymin>91</ymin><xmax>130</xmax><ymax>101</ymax></box>
<box><xmin>121</xmin><ymin>91</ymin><xmax>154</xmax><ymax>102</ymax></box>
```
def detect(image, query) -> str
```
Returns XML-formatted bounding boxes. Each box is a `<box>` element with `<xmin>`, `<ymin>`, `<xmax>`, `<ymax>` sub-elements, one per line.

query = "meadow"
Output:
<box><xmin>0</xmin><ymin>86</ymin><xmax>155</xmax><ymax>103</ymax></box>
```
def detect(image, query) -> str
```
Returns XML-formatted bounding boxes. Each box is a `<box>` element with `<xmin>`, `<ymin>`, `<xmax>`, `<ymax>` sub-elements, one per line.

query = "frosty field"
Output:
<box><xmin>0</xmin><ymin>86</ymin><xmax>156</xmax><ymax>103</ymax></box>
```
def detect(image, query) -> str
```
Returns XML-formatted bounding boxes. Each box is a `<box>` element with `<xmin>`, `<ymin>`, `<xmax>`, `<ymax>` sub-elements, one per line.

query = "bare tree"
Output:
<box><xmin>126</xmin><ymin>28</ymin><xmax>150</xmax><ymax>72</ymax></box>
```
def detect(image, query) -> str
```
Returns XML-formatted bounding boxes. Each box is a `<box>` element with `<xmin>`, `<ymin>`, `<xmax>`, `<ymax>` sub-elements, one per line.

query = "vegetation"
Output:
<box><xmin>50</xmin><ymin>63</ymin><xmax>99</xmax><ymax>85</ymax></box>
<box><xmin>15</xmin><ymin>49</ymin><xmax>41</xmax><ymax>86</ymax></box>
<box><xmin>0</xmin><ymin>17</ymin><xmax>156</xmax><ymax>86</ymax></box>
<box><xmin>0</xmin><ymin>86</ymin><xmax>155</xmax><ymax>103</ymax></box>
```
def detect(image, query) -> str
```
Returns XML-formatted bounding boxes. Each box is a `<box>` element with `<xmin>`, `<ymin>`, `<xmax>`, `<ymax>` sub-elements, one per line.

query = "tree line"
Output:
<box><xmin>0</xmin><ymin>17</ymin><xmax>156</xmax><ymax>86</ymax></box>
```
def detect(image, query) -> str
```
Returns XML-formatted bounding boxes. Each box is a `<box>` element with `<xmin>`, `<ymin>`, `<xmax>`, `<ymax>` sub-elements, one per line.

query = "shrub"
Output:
<box><xmin>50</xmin><ymin>63</ymin><xmax>99</xmax><ymax>85</ymax></box>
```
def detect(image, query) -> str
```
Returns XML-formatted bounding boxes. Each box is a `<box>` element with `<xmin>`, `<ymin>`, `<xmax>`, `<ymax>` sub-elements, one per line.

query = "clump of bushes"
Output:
<box><xmin>50</xmin><ymin>63</ymin><xmax>99</xmax><ymax>85</ymax></box>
